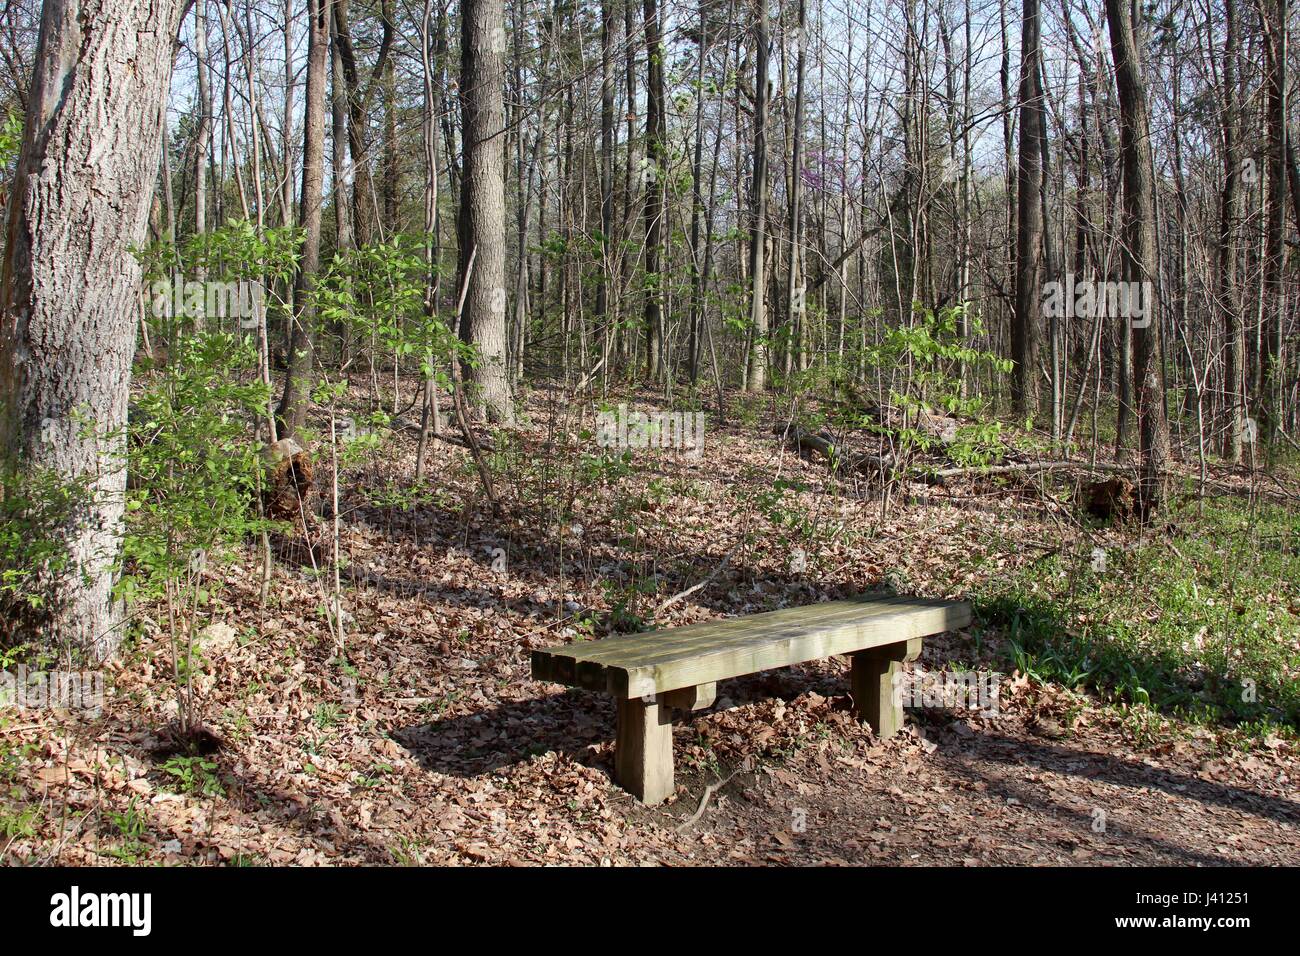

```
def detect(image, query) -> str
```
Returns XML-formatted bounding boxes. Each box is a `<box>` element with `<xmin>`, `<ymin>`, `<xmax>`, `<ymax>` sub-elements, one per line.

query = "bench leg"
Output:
<box><xmin>615</xmin><ymin>695</ymin><xmax>674</xmax><ymax>805</ymax></box>
<box><xmin>851</xmin><ymin>638</ymin><xmax>922</xmax><ymax>739</ymax></box>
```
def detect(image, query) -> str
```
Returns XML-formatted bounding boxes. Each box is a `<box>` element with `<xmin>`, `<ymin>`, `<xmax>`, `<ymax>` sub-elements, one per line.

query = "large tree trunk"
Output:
<box><xmin>618</xmin><ymin>0</ymin><xmax>639</xmax><ymax>372</ymax></box>
<box><xmin>330</xmin><ymin>4</ymin><xmax>355</xmax><ymax>253</ymax></box>
<box><xmin>381</xmin><ymin>32</ymin><xmax>400</xmax><ymax>228</ymax></box>
<box><xmin>458</xmin><ymin>0</ymin><xmax>513</xmax><ymax>423</ymax></box>
<box><xmin>642</xmin><ymin>0</ymin><xmax>666</xmax><ymax>381</ymax></box>
<box><xmin>415</xmin><ymin>0</ymin><xmax>443</xmax><ymax>482</ymax></box>
<box><xmin>1219</xmin><ymin>0</ymin><xmax>1245</xmax><ymax>463</ymax></box>
<box><xmin>1261</xmin><ymin>0</ymin><xmax>1288</xmax><ymax>442</ymax></box>
<box><xmin>281</xmin><ymin>0</ymin><xmax>296</xmax><ymax>228</ymax></box>
<box><xmin>194</xmin><ymin>2</ymin><xmax>211</xmax><ymax>250</ymax></box>
<box><xmin>686</xmin><ymin>0</ymin><xmax>707</xmax><ymax>385</ymax></box>
<box><xmin>0</xmin><ymin>0</ymin><xmax>185</xmax><ymax>658</ymax></box>
<box><xmin>332</xmin><ymin>0</ymin><xmax>395</xmax><ymax>248</ymax></box>
<box><xmin>999</xmin><ymin>0</ymin><xmax>1017</xmax><ymax>368</ymax></box>
<box><xmin>785</xmin><ymin>0</ymin><xmax>808</xmax><ymax>378</ymax></box>
<box><xmin>277</xmin><ymin>0</ymin><xmax>329</xmax><ymax>438</ymax></box>
<box><xmin>1012</xmin><ymin>0</ymin><xmax>1043</xmax><ymax>420</ymax></box>
<box><xmin>746</xmin><ymin>1</ymin><xmax>770</xmax><ymax>392</ymax></box>
<box><xmin>1105</xmin><ymin>0</ymin><xmax>1169</xmax><ymax>515</ymax></box>
<box><xmin>597</xmin><ymin>0</ymin><xmax>616</xmax><ymax>353</ymax></box>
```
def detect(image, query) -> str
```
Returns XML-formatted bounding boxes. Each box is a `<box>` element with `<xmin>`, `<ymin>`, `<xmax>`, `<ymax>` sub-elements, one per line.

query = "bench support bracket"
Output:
<box><xmin>851</xmin><ymin>638</ymin><xmax>922</xmax><ymax>739</ymax></box>
<box><xmin>662</xmin><ymin>681</ymin><xmax>717</xmax><ymax>714</ymax></box>
<box><xmin>615</xmin><ymin>695</ymin><xmax>674</xmax><ymax>805</ymax></box>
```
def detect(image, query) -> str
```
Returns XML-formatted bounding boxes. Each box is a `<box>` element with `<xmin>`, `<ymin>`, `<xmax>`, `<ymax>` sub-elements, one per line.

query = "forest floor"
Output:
<box><xmin>3</xmin><ymin>382</ymin><xmax>1299</xmax><ymax>865</ymax></box>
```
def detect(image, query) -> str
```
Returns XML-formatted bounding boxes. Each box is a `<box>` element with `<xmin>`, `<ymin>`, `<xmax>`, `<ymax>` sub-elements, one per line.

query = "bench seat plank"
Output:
<box><xmin>532</xmin><ymin>595</ymin><xmax>971</xmax><ymax>698</ymax></box>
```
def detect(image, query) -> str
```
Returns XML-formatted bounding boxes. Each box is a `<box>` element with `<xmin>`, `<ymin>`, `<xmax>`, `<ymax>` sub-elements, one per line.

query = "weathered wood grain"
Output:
<box><xmin>662</xmin><ymin>682</ymin><xmax>717</xmax><ymax>713</ymax></box>
<box><xmin>532</xmin><ymin>595</ymin><xmax>970</xmax><ymax>697</ymax></box>
<box><xmin>614</xmin><ymin>695</ymin><xmax>674</xmax><ymax>804</ymax></box>
<box><xmin>851</xmin><ymin>637</ymin><xmax>922</xmax><ymax>738</ymax></box>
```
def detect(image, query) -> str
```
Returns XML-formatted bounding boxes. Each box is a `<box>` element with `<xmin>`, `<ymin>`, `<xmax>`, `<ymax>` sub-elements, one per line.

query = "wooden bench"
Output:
<box><xmin>531</xmin><ymin>594</ymin><xmax>972</xmax><ymax>804</ymax></box>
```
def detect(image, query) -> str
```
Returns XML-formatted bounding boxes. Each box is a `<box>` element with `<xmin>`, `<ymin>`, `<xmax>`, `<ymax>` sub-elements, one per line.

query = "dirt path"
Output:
<box><xmin>655</xmin><ymin>694</ymin><xmax>1300</xmax><ymax>866</ymax></box>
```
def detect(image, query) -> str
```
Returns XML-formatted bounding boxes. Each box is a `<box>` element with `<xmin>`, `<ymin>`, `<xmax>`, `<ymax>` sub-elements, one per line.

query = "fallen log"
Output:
<box><xmin>391</xmin><ymin>415</ymin><xmax>497</xmax><ymax>453</ymax></box>
<box><xmin>773</xmin><ymin>424</ymin><xmax>895</xmax><ymax>476</ymax></box>
<box><xmin>923</xmin><ymin>459</ymin><xmax>1144</xmax><ymax>523</ymax></box>
<box><xmin>925</xmin><ymin>460</ymin><xmax>1133</xmax><ymax>480</ymax></box>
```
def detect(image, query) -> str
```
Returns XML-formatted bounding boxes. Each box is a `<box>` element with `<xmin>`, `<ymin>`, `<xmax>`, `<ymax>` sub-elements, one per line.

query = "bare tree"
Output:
<box><xmin>1261</xmin><ymin>0</ymin><xmax>1289</xmax><ymax>442</ymax></box>
<box><xmin>1219</xmin><ymin>0</ymin><xmax>1246</xmax><ymax>463</ymax></box>
<box><xmin>458</xmin><ymin>0</ymin><xmax>513</xmax><ymax>423</ymax></box>
<box><xmin>785</xmin><ymin>0</ymin><xmax>808</xmax><ymax>377</ymax></box>
<box><xmin>643</xmin><ymin>0</ymin><xmax>667</xmax><ymax>380</ymax></box>
<box><xmin>746</xmin><ymin>0</ymin><xmax>770</xmax><ymax>392</ymax></box>
<box><xmin>277</xmin><ymin>0</ymin><xmax>329</xmax><ymax>438</ymax></box>
<box><xmin>1105</xmin><ymin>0</ymin><xmax>1169</xmax><ymax>513</ymax></box>
<box><xmin>194</xmin><ymin>1</ymin><xmax>212</xmax><ymax>248</ymax></box>
<box><xmin>1013</xmin><ymin>0</ymin><xmax>1044</xmax><ymax>420</ymax></box>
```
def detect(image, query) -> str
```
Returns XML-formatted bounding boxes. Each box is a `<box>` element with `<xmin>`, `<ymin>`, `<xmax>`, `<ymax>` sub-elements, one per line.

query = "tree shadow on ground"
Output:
<box><xmin>927</xmin><ymin>746</ymin><xmax>1245</xmax><ymax>865</ymax></box>
<box><xmin>950</xmin><ymin>731</ymin><xmax>1300</xmax><ymax>828</ymax></box>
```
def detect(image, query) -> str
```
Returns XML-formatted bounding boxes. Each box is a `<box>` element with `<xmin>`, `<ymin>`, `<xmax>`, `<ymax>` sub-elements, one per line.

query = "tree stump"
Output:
<box><xmin>1082</xmin><ymin>476</ymin><xmax>1136</xmax><ymax>522</ymax></box>
<box><xmin>263</xmin><ymin>438</ymin><xmax>314</xmax><ymax>522</ymax></box>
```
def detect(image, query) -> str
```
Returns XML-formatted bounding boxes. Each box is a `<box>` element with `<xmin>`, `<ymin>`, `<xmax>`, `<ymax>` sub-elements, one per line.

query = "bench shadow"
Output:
<box><xmin>394</xmin><ymin>689</ymin><xmax>615</xmax><ymax>777</ymax></box>
<box><xmin>395</xmin><ymin>666</ymin><xmax>853</xmax><ymax>780</ymax></box>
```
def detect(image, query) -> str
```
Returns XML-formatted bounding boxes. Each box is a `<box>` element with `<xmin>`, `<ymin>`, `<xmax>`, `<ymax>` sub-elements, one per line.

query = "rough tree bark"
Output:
<box><xmin>276</xmin><ymin>0</ymin><xmax>329</xmax><ymax>438</ymax></box>
<box><xmin>643</xmin><ymin>0</ymin><xmax>667</xmax><ymax>381</ymax></box>
<box><xmin>0</xmin><ymin>0</ymin><xmax>186</xmax><ymax>657</ymax></box>
<box><xmin>597</xmin><ymin>0</ymin><xmax>615</xmax><ymax>348</ymax></box>
<box><xmin>1105</xmin><ymin>0</ymin><xmax>1169</xmax><ymax>514</ymax></box>
<box><xmin>746</xmin><ymin>1</ymin><xmax>770</xmax><ymax>392</ymax></box>
<box><xmin>686</xmin><ymin>0</ymin><xmax>708</xmax><ymax>384</ymax></box>
<box><xmin>1219</xmin><ymin>0</ymin><xmax>1245</xmax><ymax>463</ymax></box>
<box><xmin>1012</xmin><ymin>0</ymin><xmax>1044</xmax><ymax>420</ymax></box>
<box><xmin>332</xmin><ymin>0</ymin><xmax>395</xmax><ymax>247</ymax></box>
<box><xmin>193</xmin><ymin>2</ymin><xmax>211</xmax><ymax>250</ymax></box>
<box><xmin>458</xmin><ymin>0</ymin><xmax>514</xmax><ymax>423</ymax></box>
<box><xmin>785</xmin><ymin>0</ymin><xmax>808</xmax><ymax>379</ymax></box>
<box><xmin>330</xmin><ymin>4</ymin><xmax>355</xmax><ymax>253</ymax></box>
<box><xmin>1261</xmin><ymin>0</ymin><xmax>1288</xmax><ymax>442</ymax></box>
